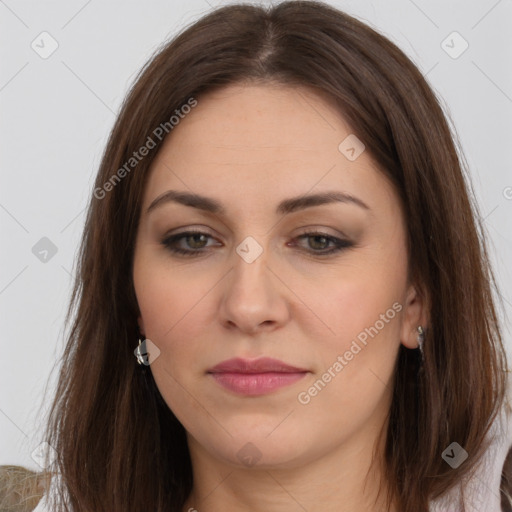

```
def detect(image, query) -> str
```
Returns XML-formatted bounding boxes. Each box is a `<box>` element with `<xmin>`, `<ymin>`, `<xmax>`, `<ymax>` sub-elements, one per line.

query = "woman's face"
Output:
<box><xmin>133</xmin><ymin>83</ymin><xmax>424</xmax><ymax>470</ymax></box>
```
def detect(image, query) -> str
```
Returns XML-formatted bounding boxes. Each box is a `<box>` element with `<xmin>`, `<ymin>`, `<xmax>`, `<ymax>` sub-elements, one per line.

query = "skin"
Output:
<box><xmin>133</xmin><ymin>82</ymin><xmax>427</xmax><ymax>512</ymax></box>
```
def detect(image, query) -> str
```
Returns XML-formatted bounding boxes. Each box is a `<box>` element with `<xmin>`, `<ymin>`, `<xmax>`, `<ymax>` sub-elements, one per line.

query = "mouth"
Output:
<box><xmin>207</xmin><ymin>357</ymin><xmax>309</xmax><ymax>396</ymax></box>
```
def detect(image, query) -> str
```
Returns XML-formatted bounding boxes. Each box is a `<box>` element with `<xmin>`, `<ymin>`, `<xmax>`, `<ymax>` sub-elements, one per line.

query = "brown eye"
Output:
<box><xmin>183</xmin><ymin>233</ymin><xmax>209</xmax><ymax>249</ymax></box>
<box><xmin>162</xmin><ymin>230</ymin><xmax>217</xmax><ymax>256</ymax></box>
<box><xmin>293</xmin><ymin>233</ymin><xmax>353</xmax><ymax>255</ymax></box>
<box><xmin>306</xmin><ymin>234</ymin><xmax>330</xmax><ymax>251</ymax></box>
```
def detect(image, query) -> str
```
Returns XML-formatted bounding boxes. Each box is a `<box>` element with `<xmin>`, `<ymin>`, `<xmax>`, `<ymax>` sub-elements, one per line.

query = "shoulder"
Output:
<box><xmin>0</xmin><ymin>465</ymin><xmax>50</xmax><ymax>512</ymax></box>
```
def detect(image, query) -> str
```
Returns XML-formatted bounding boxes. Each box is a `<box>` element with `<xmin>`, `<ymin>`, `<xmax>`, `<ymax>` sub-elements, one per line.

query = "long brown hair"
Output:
<box><xmin>40</xmin><ymin>2</ymin><xmax>510</xmax><ymax>511</ymax></box>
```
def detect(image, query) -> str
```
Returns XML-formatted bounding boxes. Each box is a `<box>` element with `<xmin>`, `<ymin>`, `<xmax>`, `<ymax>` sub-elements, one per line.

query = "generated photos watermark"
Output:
<box><xmin>297</xmin><ymin>301</ymin><xmax>403</xmax><ymax>404</ymax></box>
<box><xmin>94</xmin><ymin>97</ymin><xmax>198</xmax><ymax>200</ymax></box>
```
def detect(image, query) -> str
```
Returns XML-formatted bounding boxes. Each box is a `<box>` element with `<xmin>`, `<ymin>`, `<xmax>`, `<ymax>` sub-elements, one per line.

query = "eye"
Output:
<box><xmin>161</xmin><ymin>230</ymin><xmax>217</xmax><ymax>257</ymax></box>
<box><xmin>292</xmin><ymin>232</ymin><xmax>354</xmax><ymax>255</ymax></box>
<box><xmin>161</xmin><ymin>230</ymin><xmax>353</xmax><ymax>257</ymax></box>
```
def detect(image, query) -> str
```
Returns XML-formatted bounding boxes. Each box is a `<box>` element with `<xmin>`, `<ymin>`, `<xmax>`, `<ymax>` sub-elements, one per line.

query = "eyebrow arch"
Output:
<box><xmin>146</xmin><ymin>190</ymin><xmax>370</xmax><ymax>216</ymax></box>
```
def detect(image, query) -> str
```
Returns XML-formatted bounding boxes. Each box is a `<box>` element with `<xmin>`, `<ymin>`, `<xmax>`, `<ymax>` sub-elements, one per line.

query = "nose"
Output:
<box><xmin>218</xmin><ymin>241</ymin><xmax>291</xmax><ymax>335</ymax></box>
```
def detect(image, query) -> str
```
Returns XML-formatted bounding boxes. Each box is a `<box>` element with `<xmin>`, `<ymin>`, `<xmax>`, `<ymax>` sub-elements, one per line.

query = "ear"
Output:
<box><xmin>400</xmin><ymin>282</ymin><xmax>429</xmax><ymax>349</ymax></box>
<box><xmin>137</xmin><ymin>316</ymin><xmax>145</xmax><ymax>337</ymax></box>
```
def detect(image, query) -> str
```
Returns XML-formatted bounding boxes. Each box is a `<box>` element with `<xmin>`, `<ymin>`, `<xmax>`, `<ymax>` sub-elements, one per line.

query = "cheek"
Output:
<box><xmin>295</xmin><ymin>341</ymin><xmax>398</xmax><ymax>446</ymax></box>
<box><xmin>134</xmin><ymin>250</ymin><xmax>213</xmax><ymax>340</ymax></box>
<box><xmin>316</xmin><ymin>288</ymin><xmax>402</xmax><ymax>399</ymax></box>
<box><xmin>315</xmin><ymin>265</ymin><xmax>405</xmax><ymax>346</ymax></box>
<box><xmin>133</xmin><ymin>256</ymin><xmax>225</xmax><ymax>405</ymax></box>
<box><xmin>134</xmin><ymin>264</ymin><xmax>212</xmax><ymax>425</ymax></box>
<box><xmin>295</xmin><ymin>277</ymin><xmax>403</xmax><ymax>432</ymax></box>
<box><xmin>305</xmin><ymin>259</ymin><xmax>405</xmax><ymax>407</ymax></box>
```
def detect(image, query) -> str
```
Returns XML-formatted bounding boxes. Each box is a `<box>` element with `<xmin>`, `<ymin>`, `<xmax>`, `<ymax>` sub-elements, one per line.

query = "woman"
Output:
<box><xmin>30</xmin><ymin>1</ymin><xmax>511</xmax><ymax>511</ymax></box>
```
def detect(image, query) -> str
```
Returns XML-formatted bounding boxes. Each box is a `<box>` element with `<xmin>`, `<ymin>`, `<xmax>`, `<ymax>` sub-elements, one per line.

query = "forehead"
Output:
<box><xmin>142</xmin><ymin>83</ymin><xmax>397</xmax><ymax>217</ymax></box>
<box><xmin>160</xmin><ymin>82</ymin><xmax>352</xmax><ymax>156</ymax></box>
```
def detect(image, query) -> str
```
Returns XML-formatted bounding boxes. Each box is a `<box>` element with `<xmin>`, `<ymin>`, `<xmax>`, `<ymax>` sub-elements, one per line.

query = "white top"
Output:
<box><xmin>33</xmin><ymin>404</ymin><xmax>512</xmax><ymax>512</ymax></box>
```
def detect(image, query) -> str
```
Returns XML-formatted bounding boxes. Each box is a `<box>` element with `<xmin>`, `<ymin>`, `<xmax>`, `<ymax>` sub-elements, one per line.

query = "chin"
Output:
<box><xmin>199</xmin><ymin>432</ymin><xmax>312</xmax><ymax>470</ymax></box>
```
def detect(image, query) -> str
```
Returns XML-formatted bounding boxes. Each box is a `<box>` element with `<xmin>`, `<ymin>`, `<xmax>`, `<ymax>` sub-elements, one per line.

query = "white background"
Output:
<box><xmin>1</xmin><ymin>0</ymin><xmax>511</xmax><ymax>470</ymax></box>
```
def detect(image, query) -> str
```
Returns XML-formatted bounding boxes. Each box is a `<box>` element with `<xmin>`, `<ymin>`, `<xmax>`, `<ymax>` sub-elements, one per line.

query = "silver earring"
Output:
<box><xmin>134</xmin><ymin>338</ymin><xmax>148</xmax><ymax>365</ymax></box>
<box><xmin>417</xmin><ymin>326</ymin><xmax>425</xmax><ymax>357</ymax></box>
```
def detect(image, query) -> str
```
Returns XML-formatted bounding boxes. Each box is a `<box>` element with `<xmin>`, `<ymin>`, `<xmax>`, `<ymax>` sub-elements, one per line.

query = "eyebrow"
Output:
<box><xmin>146</xmin><ymin>190</ymin><xmax>370</xmax><ymax>216</ymax></box>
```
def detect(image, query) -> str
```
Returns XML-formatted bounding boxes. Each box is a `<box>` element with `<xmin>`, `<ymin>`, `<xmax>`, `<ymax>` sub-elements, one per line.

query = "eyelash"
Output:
<box><xmin>161</xmin><ymin>229</ymin><xmax>353</xmax><ymax>257</ymax></box>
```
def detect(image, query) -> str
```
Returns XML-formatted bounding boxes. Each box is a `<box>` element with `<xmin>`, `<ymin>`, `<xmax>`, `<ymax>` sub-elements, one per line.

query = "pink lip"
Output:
<box><xmin>207</xmin><ymin>357</ymin><xmax>309</xmax><ymax>396</ymax></box>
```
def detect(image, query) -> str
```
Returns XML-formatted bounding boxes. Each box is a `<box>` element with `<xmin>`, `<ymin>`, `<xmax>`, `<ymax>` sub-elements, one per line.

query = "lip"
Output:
<box><xmin>208</xmin><ymin>357</ymin><xmax>308</xmax><ymax>374</ymax></box>
<box><xmin>207</xmin><ymin>357</ymin><xmax>309</xmax><ymax>396</ymax></box>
